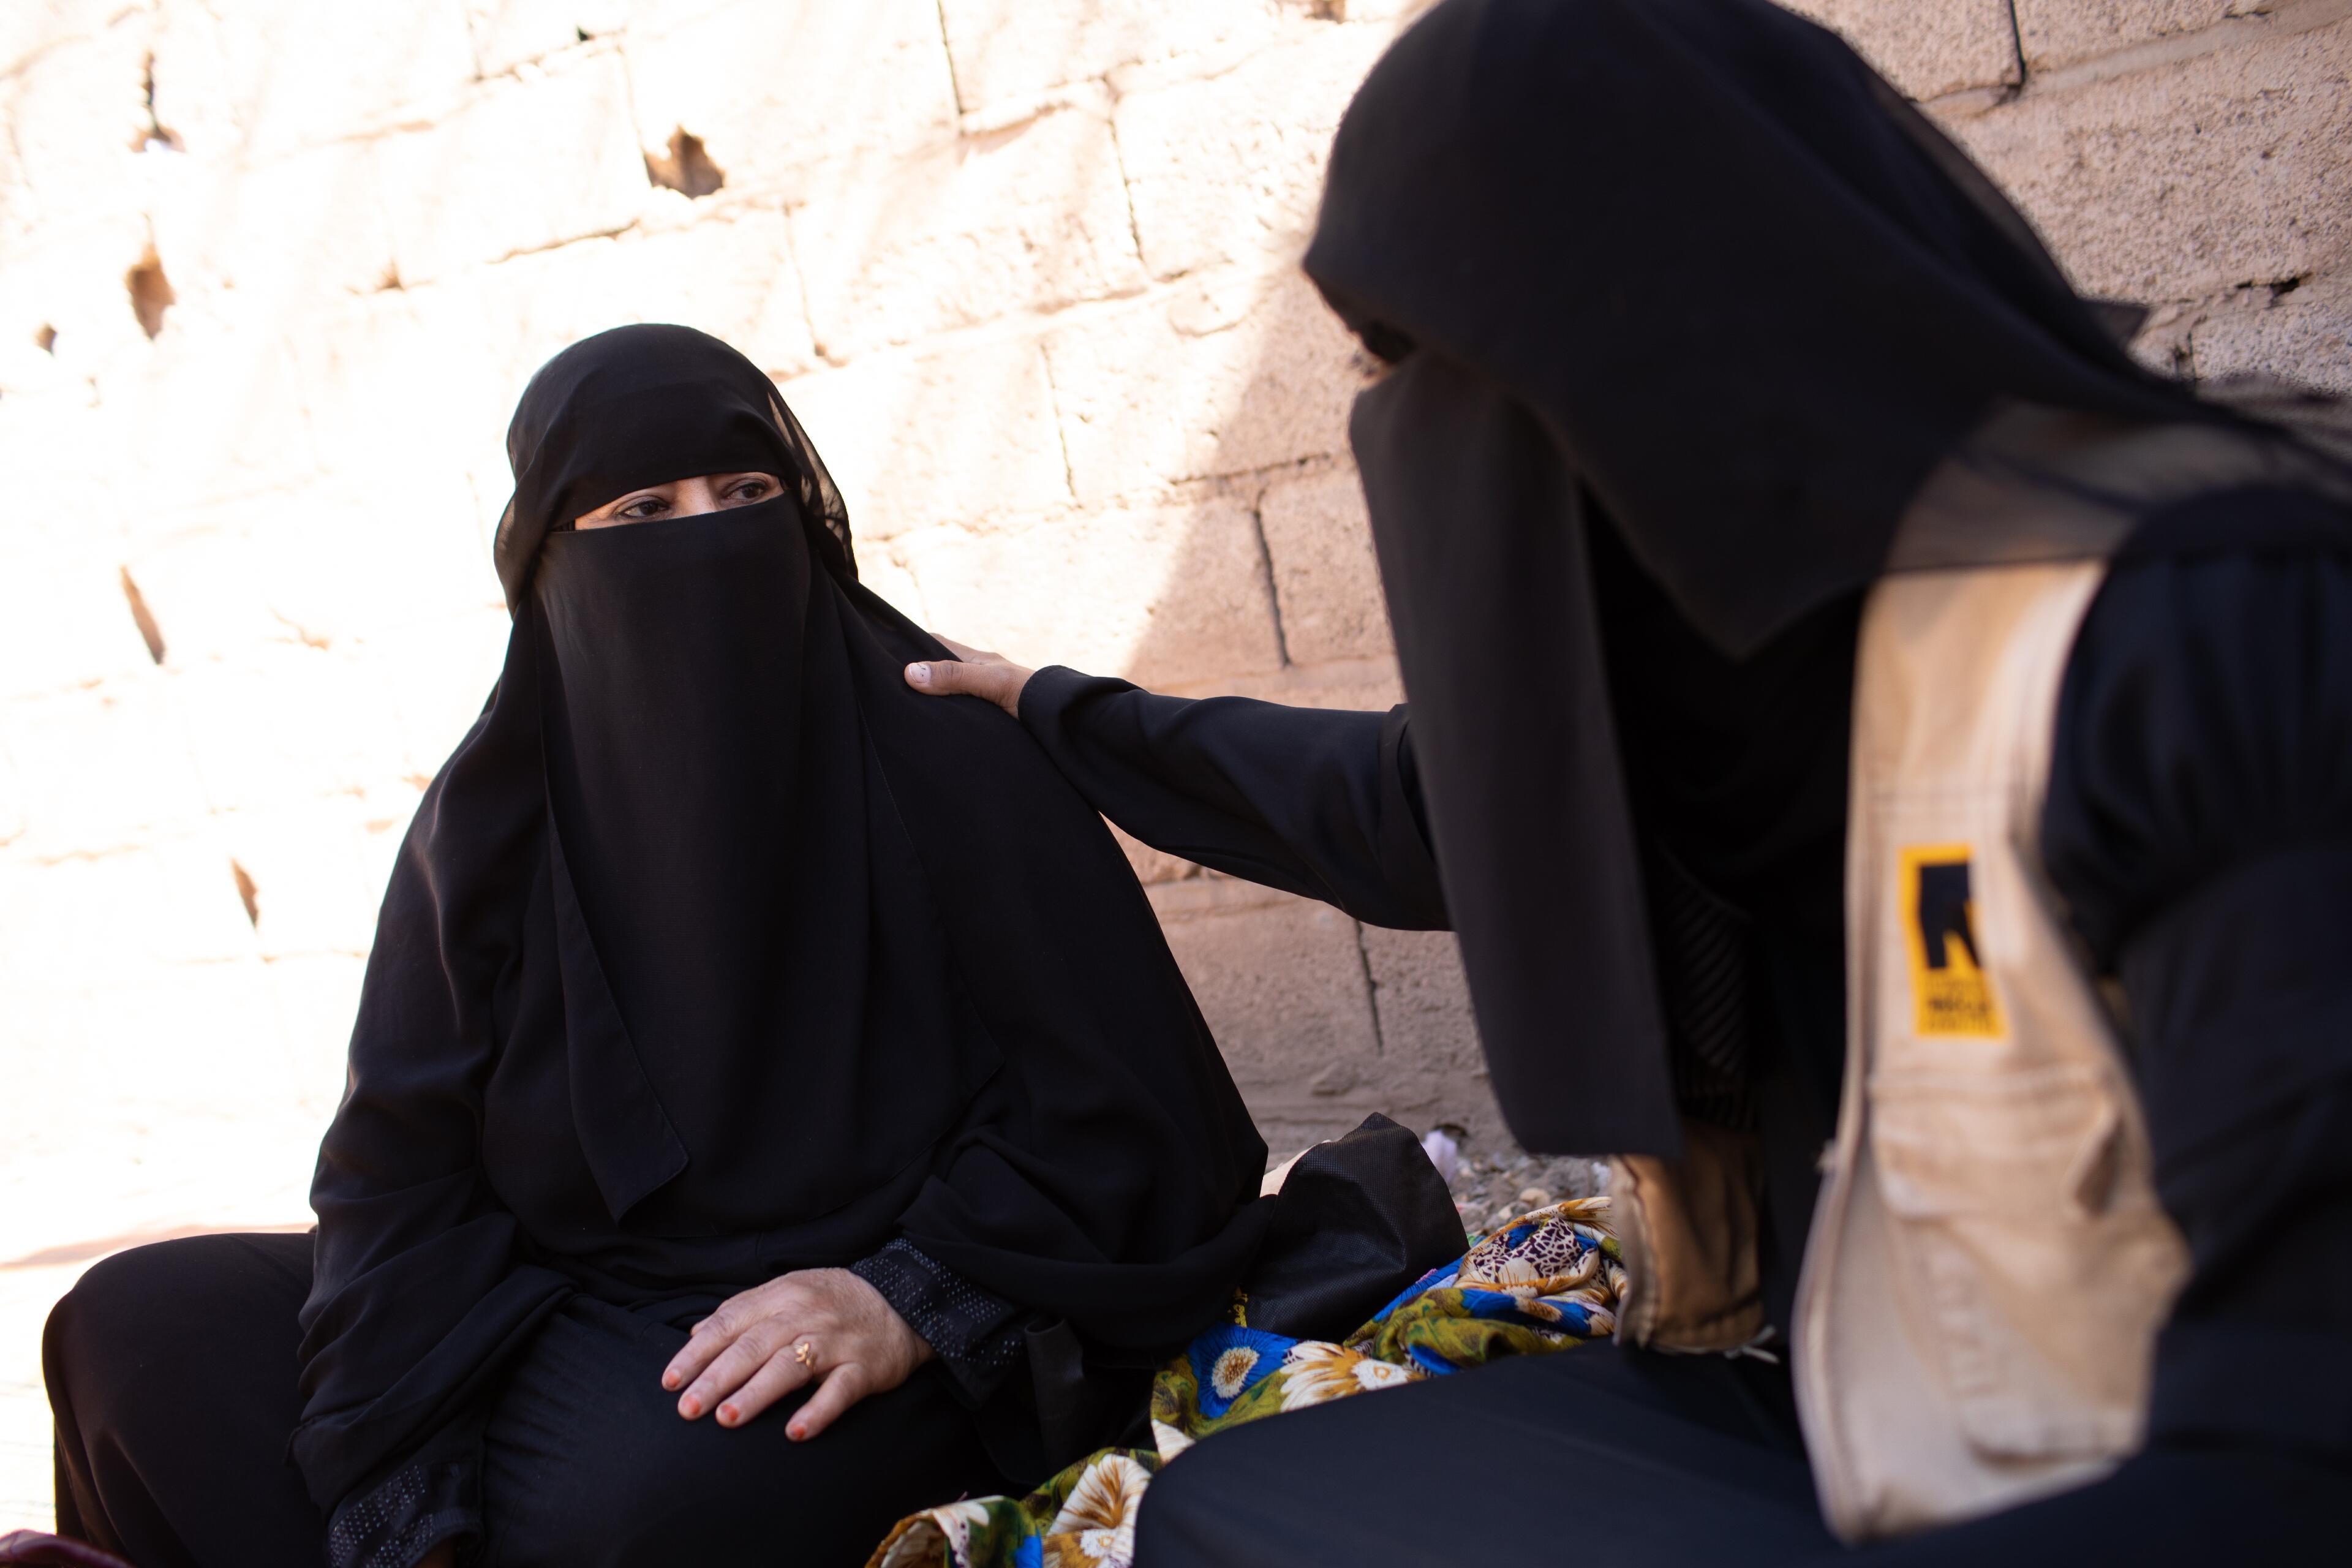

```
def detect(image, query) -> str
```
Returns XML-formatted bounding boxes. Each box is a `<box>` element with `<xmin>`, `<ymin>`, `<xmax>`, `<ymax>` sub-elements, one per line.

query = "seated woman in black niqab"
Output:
<box><xmin>42</xmin><ymin>323</ymin><xmax>1272</xmax><ymax>1568</ymax></box>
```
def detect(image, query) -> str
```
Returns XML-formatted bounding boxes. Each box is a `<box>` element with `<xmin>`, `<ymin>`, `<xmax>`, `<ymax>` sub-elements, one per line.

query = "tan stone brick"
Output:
<box><xmin>0</xmin><ymin>520</ymin><xmax>157</xmax><ymax>704</ymax></box>
<box><xmin>215</xmin><ymin>796</ymin><xmax>405</xmax><ymax>961</ymax></box>
<box><xmin>379</xmin><ymin>50</ymin><xmax>648</xmax><ymax>286</ymax></box>
<box><xmin>780</xmin><ymin>334</ymin><xmax>1072</xmax><ymax>540</ymax></box>
<box><xmin>282</xmin><ymin>284</ymin><xmax>517</xmax><ymax>521</ymax></box>
<box><xmin>1257</xmin><ymin>464</ymin><xmax>1390</xmax><ymax>666</ymax></box>
<box><xmin>261</xmin><ymin>950</ymin><xmax>374</xmax><ymax>1114</ymax></box>
<box><xmin>0</xmin><ymin>880</ymin><xmax>318</xmax><ymax>1223</ymax></box>
<box><xmin>1945</xmin><ymin>17</ymin><xmax>2352</xmax><ymax>300</ymax></box>
<box><xmin>895</xmin><ymin>492</ymin><xmax>1283</xmax><ymax>687</ymax></box>
<box><xmin>794</xmin><ymin>108</ymin><xmax>1146</xmax><ymax>361</ymax></box>
<box><xmin>148</xmin><ymin>0</ymin><xmax>480</xmax><ymax>158</ymax></box>
<box><xmin>0</xmin><ymin>834</ymin><xmax>259</xmax><ymax>998</ymax></box>
<box><xmin>1149</xmin><ymin>880</ymin><xmax>1385</xmax><ymax>1150</ymax></box>
<box><xmin>1111</xmin><ymin>23</ymin><xmax>1390</xmax><ymax>281</ymax></box>
<box><xmin>470</xmin><ymin>206</ymin><xmax>821</xmax><ymax>380</ymax></box>
<box><xmin>0</xmin><ymin>225</ymin><xmax>169</xmax><ymax>417</ymax></box>
<box><xmin>252</xmin><ymin>484</ymin><xmax>496</xmax><ymax>649</ymax></box>
<box><xmin>1172</xmin><ymin>658</ymin><xmax>1403</xmax><ymax>709</ymax></box>
<box><xmin>0</xmin><ymin>0</ymin><xmax>135</xmax><ymax>80</ymax></box>
<box><xmin>1360</xmin><ymin>925</ymin><xmax>1504</xmax><ymax>1144</ymax></box>
<box><xmin>150</xmin><ymin>138</ymin><xmax>401</xmax><ymax>313</ymax></box>
<box><xmin>0</xmin><ymin>107</ymin><xmax>32</xmax><ymax>265</ymax></box>
<box><xmin>1044</xmin><ymin>270</ymin><xmax>1362</xmax><ymax>503</ymax></box>
<box><xmin>937</xmin><ymin>0</ymin><xmax>1278</xmax><ymax>115</ymax></box>
<box><xmin>1781</xmin><ymin>0</ymin><xmax>2019</xmax><ymax>101</ymax></box>
<box><xmin>1333</xmin><ymin>0</ymin><xmax>1444</xmax><ymax>23</ymax></box>
<box><xmin>2191</xmin><ymin>272</ymin><xmax>2352</xmax><ymax>393</ymax></box>
<box><xmin>124</xmin><ymin>487</ymin><xmax>488</xmax><ymax>686</ymax></box>
<box><xmin>0</xmin><ymin>23</ymin><xmax>151</xmax><ymax>236</ymax></box>
<box><xmin>0</xmin><ymin>680</ymin><xmax>212</xmax><ymax>860</ymax></box>
<box><xmin>2013</xmin><ymin>1</ymin><xmax>2262</xmax><ymax>74</ymax></box>
<box><xmin>622</xmin><ymin>0</ymin><xmax>956</xmax><ymax>192</ymax></box>
<box><xmin>465</xmin><ymin>0</ymin><xmax>633</xmax><ymax>77</ymax></box>
<box><xmin>108</xmin><ymin>315</ymin><xmax>320</xmax><ymax>518</ymax></box>
<box><xmin>165</xmin><ymin>643</ymin><xmax>421</xmax><ymax>818</ymax></box>
<box><xmin>345</xmin><ymin>612</ymin><xmax>516</xmax><ymax>781</ymax></box>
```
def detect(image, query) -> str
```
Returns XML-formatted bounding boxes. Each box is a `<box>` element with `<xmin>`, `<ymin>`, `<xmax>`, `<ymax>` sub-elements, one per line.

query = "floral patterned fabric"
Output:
<box><xmin>866</xmin><ymin>1197</ymin><xmax>1619</xmax><ymax>1568</ymax></box>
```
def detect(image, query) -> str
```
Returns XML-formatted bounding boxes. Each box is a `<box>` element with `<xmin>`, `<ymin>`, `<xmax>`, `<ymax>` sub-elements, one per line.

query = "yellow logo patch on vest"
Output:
<box><xmin>1899</xmin><ymin>844</ymin><xmax>2003</xmax><ymax>1038</ymax></box>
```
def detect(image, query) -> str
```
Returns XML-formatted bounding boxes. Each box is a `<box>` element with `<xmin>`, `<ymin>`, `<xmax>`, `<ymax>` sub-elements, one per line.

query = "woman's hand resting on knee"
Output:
<box><xmin>903</xmin><ymin>636</ymin><xmax>1035</xmax><ymax>717</ymax></box>
<box><xmin>660</xmin><ymin>1268</ymin><xmax>932</xmax><ymax>1440</ymax></box>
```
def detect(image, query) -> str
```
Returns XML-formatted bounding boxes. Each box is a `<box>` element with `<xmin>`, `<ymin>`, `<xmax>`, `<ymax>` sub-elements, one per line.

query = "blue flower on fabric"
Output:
<box><xmin>1408</xmin><ymin>1343</ymin><xmax>1461</xmax><ymax>1377</ymax></box>
<box><xmin>1551</xmin><ymin>1302</ymin><xmax>1599</xmax><ymax>1335</ymax></box>
<box><xmin>1185</xmin><ymin>1324</ymin><xmax>1294</xmax><ymax>1419</ymax></box>
<box><xmin>1013</xmin><ymin>1533</ymin><xmax>1044</xmax><ymax>1568</ymax></box>
<box><xmin>1366</xmin><ymin>1262</ymin><xmax>1459</xmax><ymax>1327</ymax></box>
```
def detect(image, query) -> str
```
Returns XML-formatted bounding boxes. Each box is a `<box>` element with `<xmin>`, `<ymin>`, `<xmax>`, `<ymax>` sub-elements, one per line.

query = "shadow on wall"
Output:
<box><xmin>774</xmin><ymin>27</ymin><xmax>1469</xmax><ymax>1174</ymax></box>
<box><xmin>1091</xmin><ymin>268</ymin><xmax>1500</xmax><ymax>1156</ymax></box>
<box><xmin>770</xmin><ymin>1</ymin><xmax>1495</xmax><ymax>1156</ymax></box>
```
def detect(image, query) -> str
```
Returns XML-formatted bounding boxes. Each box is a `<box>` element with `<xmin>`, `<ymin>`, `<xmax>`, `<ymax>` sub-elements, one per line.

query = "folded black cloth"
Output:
<box><xmin>1243</xmin><ymin>1114</ymin><xmax>1465</xmax><ymax>1342</ymax></box>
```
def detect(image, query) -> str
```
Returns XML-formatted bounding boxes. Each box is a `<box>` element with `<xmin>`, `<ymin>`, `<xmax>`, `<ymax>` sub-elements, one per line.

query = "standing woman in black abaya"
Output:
<box><xmin>44</xmin><ymin>325</ymin><xmax>1271</xmax><ymax>1568</ymax></box>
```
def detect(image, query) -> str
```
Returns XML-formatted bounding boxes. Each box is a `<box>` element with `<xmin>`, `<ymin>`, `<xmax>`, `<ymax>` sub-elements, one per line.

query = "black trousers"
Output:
<box><xmin>1131</xmin><ymin>1335</ymin><xmax>2352</xmax><ymax>1567</ymax></box>
<box><xmin>45</xmin><ymin>1233</ymin><xmax>1012</xmax><ymax>1568</ymax></box>
<box><xmin>1135</xmin><ymin>1340</ymin><xmax>1837</xmax><ymax>1567</ymax></box>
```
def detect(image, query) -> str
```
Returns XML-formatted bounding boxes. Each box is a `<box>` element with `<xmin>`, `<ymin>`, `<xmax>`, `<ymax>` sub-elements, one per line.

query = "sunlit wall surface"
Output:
<box><xmin>1</xmin><ymin>0</ymin><xmax>2347</xmax><ymax>1529</ymax></box>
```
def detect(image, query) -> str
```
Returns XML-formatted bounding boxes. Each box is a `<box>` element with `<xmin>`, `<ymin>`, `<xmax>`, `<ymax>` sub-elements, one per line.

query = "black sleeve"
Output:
<box><xmin>2045</xmin><ymin>543</ymin><xmax>2352</xmax><ymax>1452</ymax></box>
<box><xmin>323</xmin><ymin>1411</ymin><xmax>485</xmax><ymax>1568</ymax></box>
<box><xmin>851</xmin><ymin>1240</ymin><xmax>1028</xmax><ymax>1404</ymax></box>
<box><xmin>1853</xmin><ymin>540</ymin><xmax>2352</xmax><ymax>1564</ymax></box>
<box><xmin>1015</xmin><ymin>666</ymin><xmax>1448</xmax><ymax>930</ymax></box>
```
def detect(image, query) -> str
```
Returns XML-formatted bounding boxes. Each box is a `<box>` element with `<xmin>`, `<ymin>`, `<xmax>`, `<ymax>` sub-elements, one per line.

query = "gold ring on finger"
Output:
<box><xmin>793</xmin><ymin>1339</ymin><xmax>815</xmax><ymax>1368</ymax></box>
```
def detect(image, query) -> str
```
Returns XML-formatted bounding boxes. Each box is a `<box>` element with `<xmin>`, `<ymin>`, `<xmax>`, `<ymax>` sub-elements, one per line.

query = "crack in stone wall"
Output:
<box><xmin>0</xmin><ymin>0</ymin><xmax>2345</xmax><ymax>1523</ymax></box>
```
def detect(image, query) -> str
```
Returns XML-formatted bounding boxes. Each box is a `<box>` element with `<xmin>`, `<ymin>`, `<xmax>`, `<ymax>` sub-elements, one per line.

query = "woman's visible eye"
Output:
<box><xmin>725</xmin><ymin>477</ymin><xmax>774</xmax><ymax>503</ymax></box>
<box><xmin>616</xmin><ymin>494</ymin><xmax>673</xmax><ymax>520</ymax></box>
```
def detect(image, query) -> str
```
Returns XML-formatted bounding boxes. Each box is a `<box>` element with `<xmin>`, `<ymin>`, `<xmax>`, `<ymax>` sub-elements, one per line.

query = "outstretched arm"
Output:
<box><xmin>907</xmin><ymin>641</ymin><xmax>1447</xmax><ymax>930</ymax></box>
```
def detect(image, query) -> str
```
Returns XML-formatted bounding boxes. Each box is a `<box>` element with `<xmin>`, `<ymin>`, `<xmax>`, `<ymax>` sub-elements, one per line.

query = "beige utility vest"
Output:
<box><xmin>1792</xmin><ymin>557</ymin><xmax>2189</xmax><ymax>1540</ymax></box>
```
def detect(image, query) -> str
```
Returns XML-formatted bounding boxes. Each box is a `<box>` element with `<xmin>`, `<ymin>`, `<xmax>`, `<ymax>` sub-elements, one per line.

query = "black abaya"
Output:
<box><xmin>48</xmin><ymin>1234</ymin><xmax>1014</xmax><ymax>1568</ymax></box>
<box><xmin>50</xmin><ymin>325</ymin><xmax>1270</xmax><ymax>1568</ymax></box>
<box><xmin>1023</xmin><ymin>529</ymin><xmax>2352</xmax><ymax>1564</ymax></box>
<box><xmin>1297</xmin><ymin>0</ymin><xmax>2351</xmax><ymax>1160</ymax></box>
<box><xmin>1098</xmin><ymin>0</ymin><xmax>2346</xmax><ymax>1553</ymax></box>
<box><xmin>46</xmin><ymin>1237</ymin><xmax>325</xmax><ymax>1568</ymax></box>
<box><xmin>1131</xmin><ymin>1338</ymin><xmax>2344</xmax><ymax>1568</ymax></box>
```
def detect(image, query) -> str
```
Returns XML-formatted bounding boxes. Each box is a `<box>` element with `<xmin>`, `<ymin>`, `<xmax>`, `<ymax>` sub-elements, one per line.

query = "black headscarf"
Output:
<box><xmin>1302</xmin><ymin>0</ymin><xmax>2335</xmax><ymax>1155</ymax></box>
<box><xmin>295</xmin><ymin>325</ymin><xmax>1267</xmax><ymax>1506</ymax></box>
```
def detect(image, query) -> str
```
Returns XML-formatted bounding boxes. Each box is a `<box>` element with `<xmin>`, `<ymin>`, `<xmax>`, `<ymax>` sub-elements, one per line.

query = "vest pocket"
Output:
<box><xmin>1866</xmin><ymin>1066</ymin><xmax>2179</xmax><ymax>1461</ymax></box>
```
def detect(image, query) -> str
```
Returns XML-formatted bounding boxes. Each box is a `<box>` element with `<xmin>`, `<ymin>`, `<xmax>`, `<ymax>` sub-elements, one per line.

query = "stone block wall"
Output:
<box><xmin>2</xmin><ymin>1</ymin><xmax>2348</xmax><ymax>1312</ymax></box>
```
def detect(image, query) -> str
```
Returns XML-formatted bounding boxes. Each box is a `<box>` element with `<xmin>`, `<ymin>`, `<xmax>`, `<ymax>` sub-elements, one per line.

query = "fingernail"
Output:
<box><xmin>909</xmin><ymin>662</ymin><xmax>930</xmax><ymax>684</ymax></box>
<box><xmin>788</xmin><ymin>1423</ymin><xmax>804</xmax><ymax>1441</ymax></box>
<box><xmin>679</xmin><ymin>1396</ymin><xmax>700</xmax><ymax>1418</ymax></box>
<box><xmin>661</xmin><ymin>1372</ymin><xmax>677</xmax><ymax>1390</ymax></box>
<box><xmin>718</xmin><ymin>1405</ymin><xmax>736</xmax><ymax>1425</ymax></box>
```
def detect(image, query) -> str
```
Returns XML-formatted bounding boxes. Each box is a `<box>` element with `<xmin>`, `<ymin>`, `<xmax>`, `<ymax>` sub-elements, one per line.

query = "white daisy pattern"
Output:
<box><xmin>1043</xmin><ymin>1455</ymin><xmax>1152</xmax><ymax>1568</ymax></box>
<box><xmin>1208</xmin><ymin>1344</ymin><xmax>1260</xmax><ymax>1402</ymax></box>
<box><xmin>1278</xmin><ymin>1340</ymin><xmax>1423</xmax><ymax>1412</ymax></box>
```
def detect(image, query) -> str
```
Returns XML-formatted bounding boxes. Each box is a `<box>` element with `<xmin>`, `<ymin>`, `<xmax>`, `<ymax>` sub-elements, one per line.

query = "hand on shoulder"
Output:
<box><xmin>904</xmin><ymin>636</ymin><xmax>1035</xmax><ymax>719</ymax></box>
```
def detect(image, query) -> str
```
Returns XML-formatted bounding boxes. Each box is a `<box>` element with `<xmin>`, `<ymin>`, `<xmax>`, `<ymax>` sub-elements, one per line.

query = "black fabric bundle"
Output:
<box><xmin>293</xmin><ymin>325</ymin><xmax>1269</xmax><ymax>1507</ymax></box>
<box><xmin>1300</xmin><ymin>0</ymin><xmax>2300</xmax><ymax>1156</ymax></box>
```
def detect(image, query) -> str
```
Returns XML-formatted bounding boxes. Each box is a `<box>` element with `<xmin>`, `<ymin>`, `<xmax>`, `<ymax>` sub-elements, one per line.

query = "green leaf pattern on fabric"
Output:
<box><xmin>867</xmin><ymin>1197</ymin><xmax>1619</xmax><ymax>1568</ymax></box>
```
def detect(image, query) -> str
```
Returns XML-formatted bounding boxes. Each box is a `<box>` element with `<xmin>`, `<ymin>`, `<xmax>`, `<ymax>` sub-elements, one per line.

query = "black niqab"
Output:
<box><xmin>296</xmin><ymin>326</ymin><xmax>1267</xmax><ymax>1507</ymax></box>
<box><xmin>1302</xmin><ymin>0</ymin><xmax>2321</xmax><ymax>1155</ymax></box>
